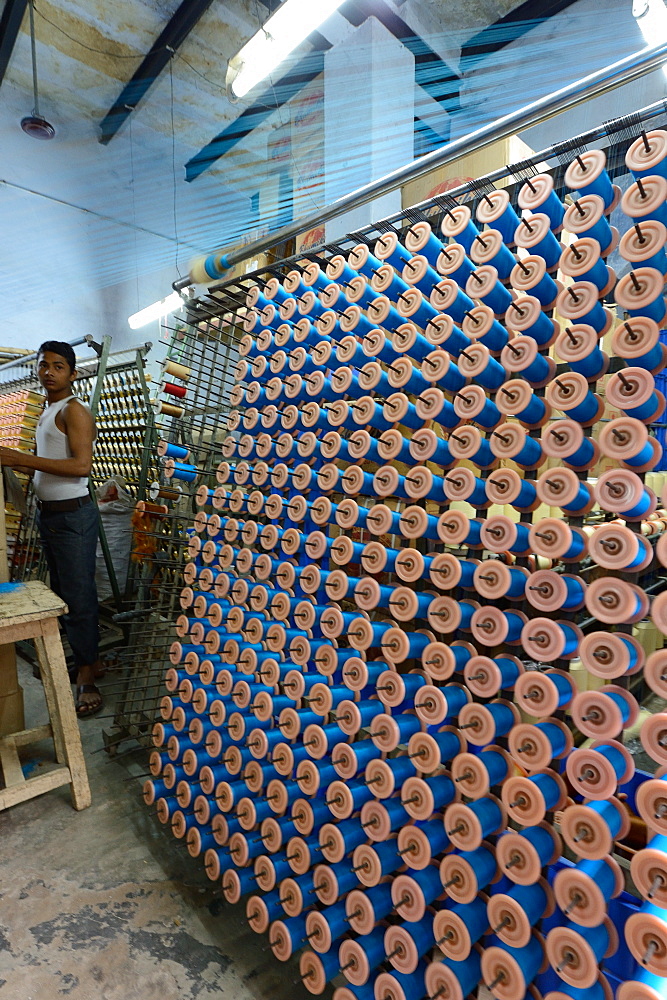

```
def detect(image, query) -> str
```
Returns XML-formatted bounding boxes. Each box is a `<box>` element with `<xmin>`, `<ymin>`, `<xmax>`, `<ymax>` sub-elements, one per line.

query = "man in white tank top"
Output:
<box><xmin>0</xmin><ymin>341</ymin><xmax>103</xmax><ymax>717</ymax></box>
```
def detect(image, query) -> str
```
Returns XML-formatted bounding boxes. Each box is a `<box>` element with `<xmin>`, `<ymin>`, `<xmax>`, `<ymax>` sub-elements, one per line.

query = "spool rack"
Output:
<box><xmin>104</xmin><ymin>317</ymin><xmax>240</xmax><ymax>751</ymax></box>
<box><xmin>141</xmin><ymin>109</ymin><xmax>667</xmax><ymax>1000</ymax></box>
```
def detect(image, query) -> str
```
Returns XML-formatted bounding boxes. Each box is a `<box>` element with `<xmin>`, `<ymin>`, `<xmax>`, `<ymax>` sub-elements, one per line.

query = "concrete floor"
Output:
<box><xmin>0</xmin><ymin>659</ymin><xmax>321</xmax><ymax>1000</ymax></box>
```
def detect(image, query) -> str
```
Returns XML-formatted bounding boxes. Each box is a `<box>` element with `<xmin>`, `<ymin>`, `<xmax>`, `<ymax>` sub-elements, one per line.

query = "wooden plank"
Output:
<box><xmin>0</xmin><ymin>766</ymin><xmax>72</xmax><ymax>810</ymax></box>
<box><xmin>5</xmin><ymin>724</ymin><xmax>52</xmax><ymax>747</ymax></box>
<box><xmin>0</xmin><ymin>580</ymin><xmax>67</xmax><ymax>627</ymax></box>
<box><xmin>35</xmin><ymin>621</ymin><xmax>90</xmax><ymax>810</ymax></box>
<box><xmin>0</xmin><ymin>738</ymin><xmax>24</xmax><ymax>787</ymax></box>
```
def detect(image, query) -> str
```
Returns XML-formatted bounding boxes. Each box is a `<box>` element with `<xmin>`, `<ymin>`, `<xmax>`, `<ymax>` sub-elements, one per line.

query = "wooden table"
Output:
<box><xmin>0</xmin><ymin>580</ymin><xmax>91</xmax><ymax>811</ymax></box>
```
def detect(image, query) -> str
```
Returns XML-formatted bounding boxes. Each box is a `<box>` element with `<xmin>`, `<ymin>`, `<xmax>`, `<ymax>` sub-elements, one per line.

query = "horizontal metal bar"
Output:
<box><xmin>0</xmin><ymin>335</ymin><xmax>94</xmax><ymax>372</ymax></box>
<box><xmin>179</xmin><ymin>39</ymin><xmax>667</xmax><ymax>289</ymax></box>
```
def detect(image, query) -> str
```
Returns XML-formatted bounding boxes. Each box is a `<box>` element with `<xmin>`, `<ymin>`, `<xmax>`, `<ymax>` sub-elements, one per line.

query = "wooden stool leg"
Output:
<box><xmin>34</xmin><ymin>621</ymin><xmax>91</xmax><ymax>810</ymax></box>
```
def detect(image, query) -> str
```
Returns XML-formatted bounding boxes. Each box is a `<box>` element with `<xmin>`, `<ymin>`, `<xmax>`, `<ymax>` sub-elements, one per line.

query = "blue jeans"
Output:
<box><xmin>37</xmin><ymin>502</ymin><xmax>100</xmax><ymax>670</ymax></box>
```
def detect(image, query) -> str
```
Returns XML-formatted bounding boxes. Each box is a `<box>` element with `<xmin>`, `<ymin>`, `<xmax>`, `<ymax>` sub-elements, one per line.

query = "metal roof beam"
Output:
<box><xmin>0</xmin><ymin>0</ymin><xmax>29</xmax><ymax>88</ymax></box>
<box><xmin>98</xmin><ymin>0</ymin><xmax>216</xmax><ymax>145</ymax></box>
<box><xmin>184</xmin><ymin>48</ymin><xmax>327</xmax><ymax>182</ymax></box>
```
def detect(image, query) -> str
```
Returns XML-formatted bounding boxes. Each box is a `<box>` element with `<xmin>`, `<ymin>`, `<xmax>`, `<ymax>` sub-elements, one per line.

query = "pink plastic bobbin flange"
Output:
<box><xmin>625</xmin><ymin>906</ymin><xmax>667</xmax><ymax>978</ymax></box>
<box><xmin>488</xmin><ymin>877</ymin><xmax>554</xmax><ymax>949</ymax></box>
<box><xmin>560</xmin><ymin>796</ymin><xmax>631</xmax><ymax>859</ymax></box>
<box><xmin>514</xmin><ymin>669</ymin><xmax>576</xmax><ymax>717</ymax></box>
<box><xmin>566</xmin><ymin>740</ymin><xmax>635</xmax><ymax>802</ymax></box>
<box><xmin>570</xmin><ymin>685</ymin><xmax>639</xmax><ymax>740</ymax></box>
<box><xmin>509</xmin><ymin>718</ymin><xmax>573</xmax><ymax>771</ymax></box>
<box><xmin>440</xmin><ymin>840</ymin><xmax>502</xmax><ymax>903</ymax></box>
<box><xmin>496</xmin><ymin>823</ymin><xmax>562</xmax><ymax>887</ymax></box>
<box><xmin>546</xmin><ymin>917</ymin><xmax>618</xmax><ymax>989</ymax></box>
<box><xmin>480</xmin><ymin>933</ymin><xmax>548</xmax><ymax>1000</ymax></box>
<box><xmin>579</xmin><ymin>631</ymin><xmax>645</xmax><ymax>681</ymax></box>
<box><xmin>502</xmin><ymin>769</ymin><xmax>568</xmax><ymax>825</ymax></box>
<box><xmin>552</xmin><ymin>855</ymin><xmax>623</xmax><ymax>928</ymax></box>
<box><xmin>463</xmin><ymin>654</ymin><xmax>524</xmax><ymax>698</ymax></box>
<box><xmin>645</xmin><ymin>650</ymin><xmax>667</xmax><ymax>701</ymax></box>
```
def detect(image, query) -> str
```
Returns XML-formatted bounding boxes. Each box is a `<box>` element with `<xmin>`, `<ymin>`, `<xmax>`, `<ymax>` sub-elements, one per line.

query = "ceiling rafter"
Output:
<box><xmin>98</xmin><ymin>0</ymin><xmax>217</xmax><ymax>145</ymax></box>
<box><xmin>0</xmin><ymin>0</ymin><xmax>29</xmax><ymax>89</ymax></box>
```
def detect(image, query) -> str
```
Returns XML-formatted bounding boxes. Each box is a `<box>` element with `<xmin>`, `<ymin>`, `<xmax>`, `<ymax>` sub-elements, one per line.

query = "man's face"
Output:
<box><xmin>36</xmin><ymin>351</ymin><xmax>75</xmax><ymax>393</ymax></box>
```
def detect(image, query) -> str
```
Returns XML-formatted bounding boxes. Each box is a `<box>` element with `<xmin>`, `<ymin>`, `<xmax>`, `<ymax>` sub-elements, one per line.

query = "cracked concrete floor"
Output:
<box><xmin>0</xmin><ymin>659</ymin><xmax>322</xmax><ymax>1000</ymax></box>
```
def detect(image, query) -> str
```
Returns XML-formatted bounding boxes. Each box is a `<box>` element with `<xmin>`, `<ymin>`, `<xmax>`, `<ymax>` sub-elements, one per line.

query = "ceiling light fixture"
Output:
<box><xmin>128</xmin><ymin>291</ymin><xmax>184</xmax><ymax>330</ymax></box>
<box><xmin>20</xmin><ymin>0</ymin><xmax>55</xmax><ymax>139</ymax></box>
<box><xmin>633</xmin><ymin>0</ymin><xmax>667</xmax><ymax>76</ymax></box>
<box><xmin>227</xmin><ymin>0</ymin><xmax>346</xmax><ymax>100</ymax></box>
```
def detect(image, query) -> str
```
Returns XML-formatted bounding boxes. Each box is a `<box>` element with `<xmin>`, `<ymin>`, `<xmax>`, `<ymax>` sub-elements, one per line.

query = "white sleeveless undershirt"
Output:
<box><xmin>34</xmin><ymin>395</ymin><xmax>91</xmax><ymax>502</ymax></box>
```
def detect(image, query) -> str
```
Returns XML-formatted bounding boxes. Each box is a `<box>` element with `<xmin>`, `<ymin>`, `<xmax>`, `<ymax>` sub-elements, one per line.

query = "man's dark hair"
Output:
<box><xmin>38</xmin><ymin>341</ymin><xmax>76</xmax><ymax>373</ymax></box>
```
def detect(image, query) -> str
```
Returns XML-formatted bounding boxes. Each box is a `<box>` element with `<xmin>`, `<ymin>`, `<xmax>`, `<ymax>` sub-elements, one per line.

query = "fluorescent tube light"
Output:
<box><xmin>128</xmin><ymin>291</ymin><xmax>184</xmax><ymax>330</ymax></box>
<box><xmin>229</xmin><ymin>0</ymin><xmax>346</xmax><ymax>99</ymax></box>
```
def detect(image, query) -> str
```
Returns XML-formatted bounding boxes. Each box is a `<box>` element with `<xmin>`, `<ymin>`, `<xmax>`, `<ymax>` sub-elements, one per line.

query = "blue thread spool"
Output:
<box><xmin>375</xmin><ymin>234</ymin><xmax>411</xmax><ymax>270</ymax></box>
<box><xmin>353</xmin><ymin>882</ymin><xmax>394</xmax><ymax>925</ymax></box>
<box><xmin>322</xmin><ymin>860</ymin><xmax>360</xmax><ymax>898</ymax></box>
<box><xmin>483</xmin><ymin>275</ymin><xmax>513</xmax><ymax>315</ymax></box>
<box><xmin>439</xmin><ymin>247</ymin><xmax>475</xmax><ymax>287</ymax></box>
<box><xmin>404</xmin><ymin>294</ymin><xmax>440</xmax><ymax>330</ymax></box>
<box><xmin>497</xmin><ymin>881</ymin><xmax>548</xmax><ymax>932</ymax></box>
<box><xmin>474</xmin><ymin>314</ymin><xmax>508</xmax><ymax>353</ymax></box>
<box><xmin>489</xmin><ymin>935</ymin><xmax>543</xmax><ymax>991</ymax></box>
<box><xmin>485</xmin><ymin>240</ymin><xmax>517</xmax><ymax>281</ymax></box>
<box><xmin>385</xmin><ymin>714</ymin><xmax>422</xmax><ymax>745</ymax></box>
<box><xmin>350</xmin><ymin>248</ymin><xmax>384</xmax><ymax>280</ymax></box>
<box><xmin>405</xmin><ymin>865</ymin><xmax>446</xmax><ymax>909</ymax></box>
<box><xmin>398</xmin><ymin>328</ymin><xmax>434</xmax><ymax>362</ymax></box>
<box><xmin>410</xmin><ymin>819</ymin><xmax>450</xmax><ymax>857</ymax></box>
<box><xmin>473</xmin><ymin>352</ymin><xmax>506</xmax><ymax>391</ymax></box>
<box><xmin>482</xmin><ymin>702</ymin><xmax>516</xmax><ymax>737</ymax></box>
<box><xmin>336</xmin><ymin>338</ymin><xmax>367</xmax><ymax>369</ymax></box>
<box><xmin>439</xmin><ymin>686</ymin><xmax>470</xmax><ymax>720</ymax></box>
<box><xmin>452</xmin><ymin>845</ymin><xmax>497</xmax><ymax>892</ymax></box>
<box><xmin>421</xmin><ymin>730</ymin><xmax>465</xmax><ymax>768</ymax></box>
<box><xmin>430</xmin><ymin>953</ymin><xmax>482</xmax><ymax>1000</ymax></box>
<box><xmin>365</xmin><ymin>331</ymin><xmax>401</xmax><ymax>364</ymax></box>
<box><xmin>397</xmin><ymin>364</ymin><xmax>431</xmax><ymax>396</ymax></box>
<box><xmin>481</xmin><ymin>747</ymin><xmax>512</xmax><ymax>786</ymax></box>
<box><xmin>375</xmin><ymin>270</ymin><xmax>411</xmax><ymax>302</ymax></box>
<box><xmin>362</xmin><ymin>840</ymin><xmax>401</xmax><ymax>881</ymax></box>
<box><xmin>436</xmin><ymin>320</ymin><xmax>473</xmax><ymax>358</ymax></box>
<box><xmin>441</xmin><ymin>211</ymin><xmax>480</xmax><ymax>255</ymax></box>
<box><xmin>482</xmin><ymin>198</ymin><xmax>522</xmax><ymax>244</ymax></box>
<box><xmin>517</xmin><ymin>214</ymin><xmax>561</xmax><ymax>268</ymax></box>
<box><xmin>567</xmin><ymin>152</ymin><xmax>616</xmax><ymax>206</ymax></box>
<box><xmin>404</xmin><ymin>256</ymin><xmax>442</xmax><ymax>296</ymax></box>
<box><xmin>443</xmin><ymin>897</ymin><xmax>489</xmax><ymax>949</ymax></box>
<box><xmin>579</xmin><ymin>799</ymin><xmax>625</xmax><ymax>840</ymax></box>
<box><xmin>383</xmin><ymin>966</ymin><xmax>428</xmax><ymax>1000</ymax></box>
<box><xmin>361</xmin><ymin>364</ymin><xmax>393</xmax><ymax>397</ymax></box>
<box><xmin>455</xmin><ymin>798</ymin><xmax>503</xmax><ymax>840</ymax></box>
<box><xmin>329</xmin><ymin>260</ymin><xmax>359</xmax><ymax>285</ymax></box>
<box><xmin>525</xmin><ymin>772</ymin><xmax>563</xmax><ymax>811</ymax></box>
<box><xmin>354</xmin><ymin>437</ymin><xmax>382</xmax><ymax>465</ymax></box>
<box><xmin>445</xmin><ymin>472</ymin><xmax>487</xmax><ymax>510</ymax></box>
<box><xmin>373</xmin><ymin>299</ymin><xmax>405</xmax><ymax>333</ymax></box>
<box><xmin>390</xmin><ymin>399</ymin><xmax>424</xmax><ymax>430</ymax></box>
<box><xmin>170</xmin><ymin>462</ymin><xmax>199</xmax><ymax>482</ymax></box>
<box><xmin>474</xmin><ymin>394</ymin><xmax>502</xmax><ymax>430</ymax></box>
<box><xmin>503</xmin><ymin>431</ymin><xmax>542</xmax><ymax>469</ymax></box>
<box><xmin>328</xmin><ymin>817</ymin><xmax>368</xmax><ymax>854</ymax></box>
<box><xmin>411</xmin><ymin>227</ymin><xmax>447</xmax><ymax>266</ymax></box>
<box><xmin>435</xmin><ymin>283</ymin><xmax>475</xmax><ymax>326</ymax></box>
<box><xmin>161</xmin><ymin>441</ymin><xmax>190</xmax><ymax>460</ymax></box>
